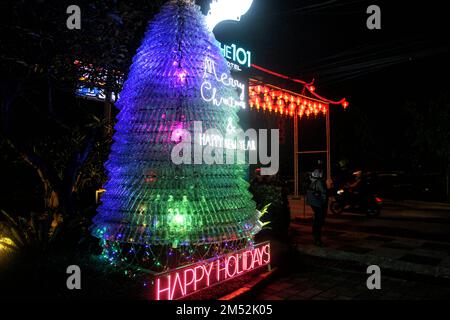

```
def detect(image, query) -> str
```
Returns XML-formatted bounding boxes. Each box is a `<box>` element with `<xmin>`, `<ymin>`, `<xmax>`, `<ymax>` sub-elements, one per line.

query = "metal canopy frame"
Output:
<box><xmin>248</xmin><ymin>79</ymin><xmax>331</xmax><ymax>197</ymax></box>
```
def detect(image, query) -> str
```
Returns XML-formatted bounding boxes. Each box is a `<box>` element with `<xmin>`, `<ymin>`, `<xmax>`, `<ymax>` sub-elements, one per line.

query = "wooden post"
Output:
<box><xmin>446</xmin><ymin>171</ymin><xmax>449</xmax><ymax>201</ymax></box>
<box><xmin>294</xmin><ymin>106</ymin><xmax>299</xmax><ymax>198</ymax></box>
<box><xmin>326</xmin><ymin>104</ymin><xmax>332</xmax><ymax>189</ymax></box>
<box><xmin>103</xmin><ymin>85</ymin><xmax>112</xmax><ymax>137</ymax></box>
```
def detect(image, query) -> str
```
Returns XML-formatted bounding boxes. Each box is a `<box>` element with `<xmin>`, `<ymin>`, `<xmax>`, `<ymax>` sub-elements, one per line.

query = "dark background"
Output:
<box><xmin>1</xmin><ymin>1</ymin><xmax>448</xmax><ymax>301</ymax></box>
<box><xmin>1</xmin><ymin>0</ymin><xmax>449</xmax><ymax>216</ymax></box>
<box><xmin>202</xmin><ymin>0</ymin><xmax>450</xmax><ymax>199</ymax></box>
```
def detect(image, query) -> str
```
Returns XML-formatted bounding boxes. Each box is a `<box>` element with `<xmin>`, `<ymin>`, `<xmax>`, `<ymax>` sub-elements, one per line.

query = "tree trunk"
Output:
<box><xmin>1</xmin><ymin>73</ymin><xmax>30</xmax><ymax>134</ymax></box>
<box><xmin>103</xmin><ymin>73</ymin><xmax>115</xmax><ymax>137</ymax></box>
<box><xmin>47</xmin><ymin>69</ymin><xmax>53</xmax><ymax>114</ymax></box>
<box><xmin>446</xmin><ymin>170</ymin><xmax>449</xmax><ymax>201</ymax></box>
<box><xmin>4</xmin><ymin>137</ymin><xmax>62</xmax><ymax>213</ymax></box>
<box><xmin>20</xmin><ymin>147</ymin><xmax>60</xmax><ymax>211</ymax></box>
<box><xmin>104</xmin><ymin>98</ymin><xmax>112</xmax><ymax>137</ymax></box>
<box><xmin>62</xmin><ymin>132</ymin><xmax>96</xmax><ymax>215</ymax></box>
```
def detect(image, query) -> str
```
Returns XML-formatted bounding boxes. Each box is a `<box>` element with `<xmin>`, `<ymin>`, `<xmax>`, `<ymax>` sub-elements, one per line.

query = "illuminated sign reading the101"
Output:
<box><xmin>218</xmin><ymin>42</ymin><xmax>252</xmax><ymax>71</ymax></box>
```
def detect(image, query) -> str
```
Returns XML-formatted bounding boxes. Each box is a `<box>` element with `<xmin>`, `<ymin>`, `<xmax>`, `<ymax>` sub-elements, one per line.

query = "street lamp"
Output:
<box><xmin>206</xmin><ymin>0</ymin><xmax>254</xmax><ymax>31</ymax></box>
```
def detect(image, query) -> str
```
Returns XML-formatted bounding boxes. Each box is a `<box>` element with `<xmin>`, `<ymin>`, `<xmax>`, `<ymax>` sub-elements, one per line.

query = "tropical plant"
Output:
<box><xmin>259</xmin><ymin>203</ymin><xmax>272</xmax><ymax>229</ymax></box>
<box><xmin>0</xmin><ymin>209</ymin><xmax>63</xmax><ymax>256</ymax></box>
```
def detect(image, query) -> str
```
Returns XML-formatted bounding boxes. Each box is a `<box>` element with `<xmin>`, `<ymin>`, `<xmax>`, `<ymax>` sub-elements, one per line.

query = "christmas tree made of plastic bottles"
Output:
<box><xmin>91</xmin><ymin>0</ymin><xmax>261</xmax><ymax>272</ymax></box>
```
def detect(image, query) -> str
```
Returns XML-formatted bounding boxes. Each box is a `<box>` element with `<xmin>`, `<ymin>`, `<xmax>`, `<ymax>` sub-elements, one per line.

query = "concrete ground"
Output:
<box><xmin>249</xmin><ymin>256</ymin><xmax>450</xmax><ymax>300</ymax></box>
<box><xmin>248</xmin><ymin>199</ymin><xmax>450</xmax><ymax>300</ymax></box>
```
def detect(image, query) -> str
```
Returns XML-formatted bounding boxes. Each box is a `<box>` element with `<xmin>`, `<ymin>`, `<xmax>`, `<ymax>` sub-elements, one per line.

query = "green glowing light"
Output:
<box><xmin>173</xmin><ymin>213</ymin><xmax>185</xmax><ymax>225</ymax></box>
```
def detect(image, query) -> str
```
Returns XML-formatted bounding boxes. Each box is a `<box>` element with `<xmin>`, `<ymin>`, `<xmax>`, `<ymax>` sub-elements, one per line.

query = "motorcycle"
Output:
<box><xmin>330</xmin><ymin>187</ymin><xmax>383</xmax><ymax>217</ymax></box>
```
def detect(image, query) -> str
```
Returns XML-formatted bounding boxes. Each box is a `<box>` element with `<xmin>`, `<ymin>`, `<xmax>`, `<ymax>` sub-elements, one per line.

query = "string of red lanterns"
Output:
<box><xmin>251</xmin><ymin>64</ymin><xmax>349</xmax><ymax>109</ymax></box>
<box><xmin>249</xmin><ymin>80</ymin><xmax>329</xmax><ymax>118</ymax></box>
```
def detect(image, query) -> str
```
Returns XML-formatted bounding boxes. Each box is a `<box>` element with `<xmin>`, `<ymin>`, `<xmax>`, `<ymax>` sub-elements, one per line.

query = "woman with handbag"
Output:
<box><xmin>306</xmin><ymin>169</ymin><xmax>328</xmax><ymax>247</ymax></box>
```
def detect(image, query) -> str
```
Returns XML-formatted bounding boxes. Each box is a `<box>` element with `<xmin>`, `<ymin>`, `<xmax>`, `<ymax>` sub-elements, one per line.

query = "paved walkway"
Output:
<box><xmin>250</xmin><ymin>257</ymin><xmax>450</xmax><ymax>300</ymax></box>
<box><xmin>287</xmin><ymin>200</ymin><xmax>450</xmax><ymax>279</ymax></box>
<box><xmin>290</xmin><ymin>220</ymin><xmax>450</xmax><ymax>279</ymax></box>
<box><xmin>246</xmin><ymin>200</ymin><xmax>450</xmax><ymax>300</ymax></box>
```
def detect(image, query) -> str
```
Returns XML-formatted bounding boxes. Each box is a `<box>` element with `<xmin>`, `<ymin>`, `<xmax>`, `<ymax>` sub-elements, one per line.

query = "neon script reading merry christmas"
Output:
<box><xmin>201</xmin><ymin>56</ymin><xmax>246</xmax><ymax>109</ymax></box>
<box><xmin>155</xmin><ymin>242</ymin><xmax>271</xmax><ymax>300</ymax></box>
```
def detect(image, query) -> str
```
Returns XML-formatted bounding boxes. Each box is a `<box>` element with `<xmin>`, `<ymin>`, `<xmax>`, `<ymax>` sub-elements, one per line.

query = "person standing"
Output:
<box><xmin>306</xmin><ymin>169</ymin><xmax>328</xmax><ymax>246</ymax></box>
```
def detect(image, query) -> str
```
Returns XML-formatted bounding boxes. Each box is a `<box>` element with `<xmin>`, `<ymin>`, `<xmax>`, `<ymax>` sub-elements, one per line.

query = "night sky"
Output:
<box><xmin>2</xmin><ymin>0</ymin><xmax>449</xmax><ymax>182</ymax></box>
<box><xmin>203</xmin><ymin>0</ymin><xmax>450</xmax><ymax>102</ymax></box>
<box><xmin>197</xmin><ymin>0</ymin><xmax>450</xmax><ymax>172</ymax></box>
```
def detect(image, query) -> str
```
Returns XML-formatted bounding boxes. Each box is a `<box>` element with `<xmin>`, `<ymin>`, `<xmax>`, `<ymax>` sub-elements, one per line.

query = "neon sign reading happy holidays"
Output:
<box><xmin>155</xmin><ymin>242</ymin><xmax>270</xmax><ymax>300</ymax></box>
<box><xmin>200</xmin><ymin>56</ymin><xmax>246</xmax><ymax>109</ymax></box>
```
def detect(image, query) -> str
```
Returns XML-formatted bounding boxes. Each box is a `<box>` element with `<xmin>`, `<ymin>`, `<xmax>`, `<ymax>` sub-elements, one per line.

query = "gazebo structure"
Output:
<box><xmin>247</xmin><ymin>64</ymin><xmax>348</xmax><ymax>197</ymax></box>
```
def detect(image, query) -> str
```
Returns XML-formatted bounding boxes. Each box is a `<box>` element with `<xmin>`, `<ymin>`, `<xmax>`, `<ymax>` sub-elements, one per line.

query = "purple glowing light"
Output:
<box><xmin>175</xmin><ymin>68</ymin><xmax>188</xmax><ymax>83</ymax></box>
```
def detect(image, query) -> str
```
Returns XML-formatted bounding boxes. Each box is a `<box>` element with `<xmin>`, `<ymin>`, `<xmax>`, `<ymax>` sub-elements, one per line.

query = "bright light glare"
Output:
<box><xmin>206</xmin><ymin>0</ymin><xmax>254</xmax><ymax>31</ymax></box>
<box><xmin>173</xmin><ymin>214</ymin><xmax>185</xmax><ymax>225</ymax></box>
<box><xmin>0</xmin><ymin>237</ymin><xmax>14</xmax><ymax>252</ymax></box>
